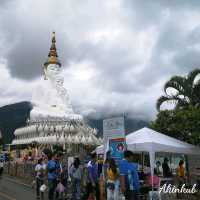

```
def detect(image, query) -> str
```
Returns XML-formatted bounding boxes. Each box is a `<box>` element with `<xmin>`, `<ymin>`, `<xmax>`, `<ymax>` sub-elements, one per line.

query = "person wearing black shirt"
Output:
<box><xmin>162</xmin><ymin>158</ymin><xmax>172</xmax><ymax>177</ymax></box>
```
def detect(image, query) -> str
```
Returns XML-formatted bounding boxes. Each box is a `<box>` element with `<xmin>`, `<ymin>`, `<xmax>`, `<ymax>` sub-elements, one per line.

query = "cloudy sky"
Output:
<box><xmin>0</xmin><ymin>0</ymin><xmax>200</xmax><ymax>120</ymax></box>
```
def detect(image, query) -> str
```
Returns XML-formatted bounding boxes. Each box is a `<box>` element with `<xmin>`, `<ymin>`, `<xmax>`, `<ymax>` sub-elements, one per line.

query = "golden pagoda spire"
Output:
<box><xmin>44</xmin><ymin>31</ymin><xmax>61</xmax><ymax>68</ymax></box>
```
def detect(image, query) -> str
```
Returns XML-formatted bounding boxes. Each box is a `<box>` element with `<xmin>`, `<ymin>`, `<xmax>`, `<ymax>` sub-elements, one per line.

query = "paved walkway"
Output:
<box><xmin>0</xmin><ymin>176</ymin><xmax>36</xmax><ymax>200</ymax></box>
<box><xmin>0</xmin><ymin>175</ymin><xmax>199</xmax><ymax>200</ymax></box>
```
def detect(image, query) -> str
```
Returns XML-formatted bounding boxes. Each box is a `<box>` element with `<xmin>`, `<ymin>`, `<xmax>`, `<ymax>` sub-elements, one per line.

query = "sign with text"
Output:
<box><xmin>103</xmin><ymin>117</ymin><xmax>125</xmax><ymax>140</ymax></box>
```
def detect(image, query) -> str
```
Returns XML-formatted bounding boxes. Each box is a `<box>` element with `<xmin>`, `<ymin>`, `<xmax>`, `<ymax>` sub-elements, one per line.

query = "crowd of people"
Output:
<box><xmin>31</xmin><ymin>150</ymin><xmax>140</xmax><ymax>200</ymax></box>
<box><xmin>0</xmin><ymin>148</ymin><xmax>187</xmax><ymax>200</ymax></box>
<box><xmin>31</xmin><ymin>148</ymin><xmax>187</xmax><ymax>200</ymax></box>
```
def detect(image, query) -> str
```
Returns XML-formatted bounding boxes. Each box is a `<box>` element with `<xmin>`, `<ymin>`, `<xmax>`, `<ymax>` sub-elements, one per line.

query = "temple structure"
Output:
<box><xmin>12</xmin><ymin>32</ymin><xmax>102</xmax><ymax>151</ymax></box>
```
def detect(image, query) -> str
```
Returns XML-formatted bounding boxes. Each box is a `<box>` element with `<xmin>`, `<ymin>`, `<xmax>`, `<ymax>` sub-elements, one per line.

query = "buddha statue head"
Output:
<box><xmin>45</xmin><ymin>64</ymin><xmax>61</xmax><ymax>80</ymax></box>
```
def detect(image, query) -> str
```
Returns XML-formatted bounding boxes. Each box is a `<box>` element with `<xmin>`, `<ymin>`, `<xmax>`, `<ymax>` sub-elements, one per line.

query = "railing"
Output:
<box><xmin>4</xmin><ymin>161</ymin><xmax>36</xmax><ymax>184</ymax></box>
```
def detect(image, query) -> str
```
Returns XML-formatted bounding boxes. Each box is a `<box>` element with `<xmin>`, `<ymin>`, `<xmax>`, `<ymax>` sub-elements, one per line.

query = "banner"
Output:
<box><xmin>109</xmin><ymin>138</ymin><xmax>126</xmax><ymax>161</ymax></box>
<box><xmin>103</xmin><ymin>117</ymin><xmax>125</xmax><ymax>160</ymax></box>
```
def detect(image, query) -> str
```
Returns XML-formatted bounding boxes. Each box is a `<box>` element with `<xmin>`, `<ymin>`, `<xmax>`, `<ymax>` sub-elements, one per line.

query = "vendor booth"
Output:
<box><xmin>96</xmin><ymin>127</ymin><xmax>200</xmax><ymax>179</ymax></box>
<box><xmin>126</xmin><ymin>127</ymin><xmax>200</xmax><ymax>179</ymax></box>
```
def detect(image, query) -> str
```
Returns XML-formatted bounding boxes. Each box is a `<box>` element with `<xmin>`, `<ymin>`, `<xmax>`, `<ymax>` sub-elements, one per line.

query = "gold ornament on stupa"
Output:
<box><xmin>44</xmin><ymin>32</ymin><xmax>61</xmax><ymax>68</ymax></box>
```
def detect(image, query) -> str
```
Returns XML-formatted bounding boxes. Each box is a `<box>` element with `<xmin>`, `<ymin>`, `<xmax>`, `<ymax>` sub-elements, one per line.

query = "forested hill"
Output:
<box><xmin>0</xmin><ymin>101</ymin><xmax>32</xmax><ymax>144</ymax></box>
<box><xmin>0</xmin><ymin>101</ymin><xmax>149</xmax><ymax>144</ymax></box>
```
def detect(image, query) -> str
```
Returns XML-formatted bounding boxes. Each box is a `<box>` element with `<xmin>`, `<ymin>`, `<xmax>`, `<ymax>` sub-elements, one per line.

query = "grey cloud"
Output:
<box><xmin>122</xmin><ymin>0</ymin><xmax>164</xmax><ymax>29</ymax></box>
<box><xmin>122</xmin><ymin>0</ymin><xmax>200</xmax><ymax>29</ymax></box>
<box><xmin>173</xmin><ymin>49</ymin><xmax>200</xmax><ymax>71</ymax></box>
<box><xmin>0</xmin><ymin>0</ymin><xmax>12</xmax><ymax>8</ymax></box>
<box><xmin>73</xmin><ymin>41</ymin><xmax>143</xmax><ymax>94</ymax></box>
<box><xmin>138</xmin><ymin>14</ymin><xmax>200</xmax><ymax>86</ymax></box>
<box><xmin>3</xmin><ymin>30</ymin><xmax>73</xmax><ymax>79</ymax></box>
<box><xmin>155</xmin><ymin>23</ymin><xmax>200</xmax><ymax>74</ymax></box>
<box><xmin>188</xmin><ymin>26</ymin><xmax>200</xmax><ymax>44</ymax></box>
<box><xmin>0</xmin><ymin>1</ymin><xmax>76</xmax><ymax>79</ymax></box>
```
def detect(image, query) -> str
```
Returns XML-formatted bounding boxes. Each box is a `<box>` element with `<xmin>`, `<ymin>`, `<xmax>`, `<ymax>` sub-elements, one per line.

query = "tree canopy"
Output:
<box><xmin>152</xmin><ymin>69</ymin><xmax>200</xmax><ymax>145</ymax></box>
<box><xmin>151</xmin><ymin>106</ymin><xmax>200</xmax><ymax>145</ymax></box>
<box><xmin>156</xmin><ymin>69</ymin><xmax>200</xmax><ymax>111</ymax></box>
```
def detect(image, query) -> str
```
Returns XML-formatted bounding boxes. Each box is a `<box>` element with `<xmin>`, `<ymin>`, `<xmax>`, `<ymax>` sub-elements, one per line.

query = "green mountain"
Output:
<box><xmin>0</xmin><ymin>102</ymin><xmax>32</xmax><ymax>144</ymax></box>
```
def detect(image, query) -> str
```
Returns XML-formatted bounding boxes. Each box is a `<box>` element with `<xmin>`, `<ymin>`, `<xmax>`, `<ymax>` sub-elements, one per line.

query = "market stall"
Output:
<box><xmin>96</xmin><ymin>127</ymin><xmax>200</xmax><ymax>179</ymax></box>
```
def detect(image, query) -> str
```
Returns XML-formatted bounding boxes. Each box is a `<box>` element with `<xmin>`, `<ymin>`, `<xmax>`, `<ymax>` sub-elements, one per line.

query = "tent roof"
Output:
<box><xmin>96</xmin><ymin>127</ymin><xmax>200</xmax><ymax>155</ymax></box>
<box><xmin>126</xmin><ymin>127</ymin><xmax>200</xmax><ymax>155</ymax></box>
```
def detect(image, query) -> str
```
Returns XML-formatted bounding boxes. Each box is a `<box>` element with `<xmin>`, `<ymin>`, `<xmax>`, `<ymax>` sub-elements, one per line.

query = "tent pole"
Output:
<box><xmin>142</xmin><ymin>152</ymin><xmax>144</xmax><ymax>172</ymax></box>
<box><xmin>149</xmin><ymin>151</ymin><xmax>155</xmax><ymax>192</ymax></box>
<box><xmin>185</xmin><ymin>155</ymin><xmax>189</xmax><ymax>182</ymax></box>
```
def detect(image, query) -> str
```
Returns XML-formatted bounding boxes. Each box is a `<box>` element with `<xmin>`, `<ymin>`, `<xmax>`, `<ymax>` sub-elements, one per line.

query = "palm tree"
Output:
<box><xmin>157</xmin><ymin>69</ymin><xmax>200</xmax><ymax>111</ymax></box>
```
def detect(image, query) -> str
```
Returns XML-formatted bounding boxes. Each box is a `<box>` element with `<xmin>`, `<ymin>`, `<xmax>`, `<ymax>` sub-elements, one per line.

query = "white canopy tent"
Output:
<box><xmin>96</xmin><ymin>127</ymin><xmax>200</xmax><ymax>180</ymax></box>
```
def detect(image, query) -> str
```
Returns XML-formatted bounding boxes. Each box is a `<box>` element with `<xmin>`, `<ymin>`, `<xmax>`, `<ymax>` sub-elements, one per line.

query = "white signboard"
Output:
<box><xmin>103</xmin><ymin>117</ymin><xmax>125</xmax><ymax>159</ymax></box>
<box><xmin>103</xmin><ymin>117</ymin><xmax>125</xmax><ymax>141</ymax></box>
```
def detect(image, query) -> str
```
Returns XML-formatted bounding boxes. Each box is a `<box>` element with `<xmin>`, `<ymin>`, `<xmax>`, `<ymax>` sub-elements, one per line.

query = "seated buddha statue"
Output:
<box><xmin>30</xmin><ymin>32</ymin><xmax>82</xmax><ymax>121</ymax></box>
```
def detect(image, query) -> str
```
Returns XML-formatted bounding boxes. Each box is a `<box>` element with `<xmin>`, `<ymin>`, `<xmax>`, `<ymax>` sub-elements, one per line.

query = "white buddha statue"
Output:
<box><xmin>30</xmin><ymin>32</ymin><xmax>82</xmax><ymax>121</ymax></box>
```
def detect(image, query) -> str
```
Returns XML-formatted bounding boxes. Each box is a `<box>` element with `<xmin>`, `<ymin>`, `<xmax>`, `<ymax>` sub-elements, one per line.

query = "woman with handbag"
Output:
<box><xmin>106</xmin><ymin>159</ymin><xmax>120</xmax><ymax>200</ymax></box>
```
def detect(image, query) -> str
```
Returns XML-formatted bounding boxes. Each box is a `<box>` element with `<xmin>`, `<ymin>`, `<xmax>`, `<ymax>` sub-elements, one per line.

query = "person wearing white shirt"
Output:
<box><xmin>35</xmin><ymin>158</ymin><xmax>46</xmax><ymax>200</ymax></box>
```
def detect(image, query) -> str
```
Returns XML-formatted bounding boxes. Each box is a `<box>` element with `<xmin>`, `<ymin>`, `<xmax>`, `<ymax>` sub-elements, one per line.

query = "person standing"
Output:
<box><xmin>106</xmin><ymin>158</ymin><xmax>120</xmax><ymax>200</ymax></box>
<box><xmin>155</xmin><ymin>161</ymin><xmax>161</xmax><ymax>175</ymax></box>
<box><xmin>35</xmin><ymin>158</ymin><xmax>46</xmax><ymax>200</ymax></box>
<box><xmin>47</xmin><ymin>152</ymin><xmax>61</xmax><ymax>200</ymax></box>
<box><xmin>162</xmin><ymin>158</ymin><xmax>172</xmax><ymax>177</ymax></box>
<box><xmin>70</xmin><ymin>157</ymin><xmax>82</xmax><ymax>200</ymax></box>
<box><xmin>0</xmin><ymin>160</ymin><xmax>4</xmax><ymax>177</ymax></box>
<box><xmin>177</xmin><ymin>160</ymin><xmax>185</xmax><ymax>181</ymax></box>
<box><xmin>119</xmin><ymin>150</ymin><xmax>140</xmax><ymax>200</ymax></box>
<box><xmin>86</xmin><ymin>152</ymin><xmax>99</xmax><ymax>200</ymax></box>
<box><xmin>176</xmin><ymin>160</ymin><xmax>186</xmax><ymax>198</ymax></box>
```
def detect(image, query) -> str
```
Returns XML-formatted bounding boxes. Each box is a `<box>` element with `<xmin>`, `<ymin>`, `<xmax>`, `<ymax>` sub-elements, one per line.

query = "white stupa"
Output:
<box><xmin>12</xmin><ymin>32</ymin><xmax>102</xmax><ymax>149</ymax></box>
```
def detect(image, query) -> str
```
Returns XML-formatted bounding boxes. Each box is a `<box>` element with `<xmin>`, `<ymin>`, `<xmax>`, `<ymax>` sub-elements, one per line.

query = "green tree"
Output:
<box><xmin>151</xmin><ymin>106</ymin><xmax>200</xmax><ymax>145</ymax></box>
<box><xmin>157</xmin><ymin>69</ymin><xmax>200</xmax><ymax>111</ymax></box>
